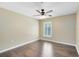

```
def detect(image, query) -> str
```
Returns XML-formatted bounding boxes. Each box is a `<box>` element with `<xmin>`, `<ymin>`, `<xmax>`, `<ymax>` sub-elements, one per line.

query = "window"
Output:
<box><xmin>43</xmin><ymin>22</ymin><xmax>52</xmax><ymax>37</ymax></box>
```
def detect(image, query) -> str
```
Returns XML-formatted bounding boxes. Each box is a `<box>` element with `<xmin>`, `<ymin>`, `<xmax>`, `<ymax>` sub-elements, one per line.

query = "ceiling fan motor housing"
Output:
<box><xmin>41</xmin><ymin>12</ymin><xmax>45</xmax><ymax>15</ymax></box>
<box><xmin>41</xmin><ymin>9</ymin><xmax>45</xmax><ymax>15</ymax></box>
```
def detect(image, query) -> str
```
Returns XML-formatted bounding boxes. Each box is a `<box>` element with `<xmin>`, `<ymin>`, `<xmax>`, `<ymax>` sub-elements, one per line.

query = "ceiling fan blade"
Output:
<box><xmin>46</xmin><ymin>14</ymin><xmax>52</xmax><ymax>17</ymax></box>
<box><xmin>36</xmin><ymin>10</ymin><xmax>41</xmax><ymax>14</ymax></box>
<box><xmin>49</xmin><ymin>15</ymin><xmax>52</xmax><ymax>17</ymax></box>
<box><xmin>46</xmin><ymin>10</ymin><xmax>53</xmax><ymax>14</ymax></box>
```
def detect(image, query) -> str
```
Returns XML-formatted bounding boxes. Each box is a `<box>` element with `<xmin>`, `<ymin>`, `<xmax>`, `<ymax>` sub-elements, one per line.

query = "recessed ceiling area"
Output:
<box><xmin>0</xmin><ymin>2</ymin><xmax>79</xmax><ymax>19</ymax></box>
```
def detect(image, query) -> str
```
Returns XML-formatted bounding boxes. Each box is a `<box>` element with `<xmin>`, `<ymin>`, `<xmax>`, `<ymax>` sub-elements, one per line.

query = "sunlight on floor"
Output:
<box><xmin>41</xmin><ymin>42</ymin><xmax>54</xmax><ymax>57</ymax></box>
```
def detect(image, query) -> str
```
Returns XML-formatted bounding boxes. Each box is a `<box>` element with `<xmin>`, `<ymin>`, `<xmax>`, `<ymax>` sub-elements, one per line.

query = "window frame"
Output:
<box><xmin>43</xmin><ymin>22</ymin><xmax>52</xmax><ymax>37</ymax></box>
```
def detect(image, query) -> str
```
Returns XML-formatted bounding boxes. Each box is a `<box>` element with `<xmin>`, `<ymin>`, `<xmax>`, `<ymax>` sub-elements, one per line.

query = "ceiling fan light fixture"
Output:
<box><xmin>40</xmin><ymin>15</ymin><xmax>46</xmax><ymax>19</ymax></box>
<box><xmin>40</xmin><ymin>15</ymin><xmax>49</xmax><ymax>19</ymax></box>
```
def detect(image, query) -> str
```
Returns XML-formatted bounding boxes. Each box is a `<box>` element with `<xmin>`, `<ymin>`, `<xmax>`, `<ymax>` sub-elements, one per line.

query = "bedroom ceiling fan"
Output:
<box><xmin>33</xmin><ymin>9</ymin><xmax>53</xmax><ymax>17</ymax></box>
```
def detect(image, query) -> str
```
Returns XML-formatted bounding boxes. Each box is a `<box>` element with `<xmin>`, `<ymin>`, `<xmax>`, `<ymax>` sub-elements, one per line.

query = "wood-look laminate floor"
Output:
<box><xmin>0</xmin><ymin>40</ymin><xmax>78</xmax><ymax>57</ymax></box>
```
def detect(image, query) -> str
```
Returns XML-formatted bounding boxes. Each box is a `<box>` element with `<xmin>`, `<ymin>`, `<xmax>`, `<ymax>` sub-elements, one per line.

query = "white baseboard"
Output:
<box><xmin>0</xmin><ymin>39</ymin><xmax>38</xmax><ymax>53</ymax></box>
<box><xmin>52</xmin><ymin>40</ymin><xmax>76</xmax><ymax>47</ymax></box>
<box><xmin>75</xmin><ymin>45</ymin><xmax>79</xmax><ymax>55</ymax></box>
<box><xmin>40</xmin><ymin>38</ymin><xmax>76</xmax><ymax>47</ymax></box>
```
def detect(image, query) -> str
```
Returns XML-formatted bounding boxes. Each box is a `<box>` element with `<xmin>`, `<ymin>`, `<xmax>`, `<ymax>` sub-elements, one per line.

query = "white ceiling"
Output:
<box><xmin>0</xmin><ymin>2</ymin><xmax>79</xmax><ymax>19</ymax></box>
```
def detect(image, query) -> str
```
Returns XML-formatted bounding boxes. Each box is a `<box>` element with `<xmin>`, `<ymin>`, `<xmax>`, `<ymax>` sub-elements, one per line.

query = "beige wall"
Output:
<box><xmin>76</xmin><ymin>10</ymin><xmax>79</xmax><ymax>54</ymax></box>
<box><xmin>0</xmin><ymin>8</ymin><xmax>39</xmax><ymax>51</ymax></box>
<box><xmin>39</xmin><ymin>14</ymin><xmax>76</xmax><ymax>46</ymax></box>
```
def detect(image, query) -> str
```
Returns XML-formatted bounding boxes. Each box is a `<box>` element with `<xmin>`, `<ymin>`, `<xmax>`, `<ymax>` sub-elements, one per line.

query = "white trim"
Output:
<box><xmin>40</xmin><ymin>38</ymin><xmax>76</xmax><ymax>46</ymax></box>
<box><xmin>52</xmin><ymin>40</ymin><xmax>76</xmax><ymax>47</ymax></box>
<box><xmin>0</xmin><ymin>39</ymin><xmax>38</xmax><ymax>53</ymax></box>
<box><xmin>75</xmin><ymin>45</ymin><xmax>79</xmax><ymax>55</ymax></box>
